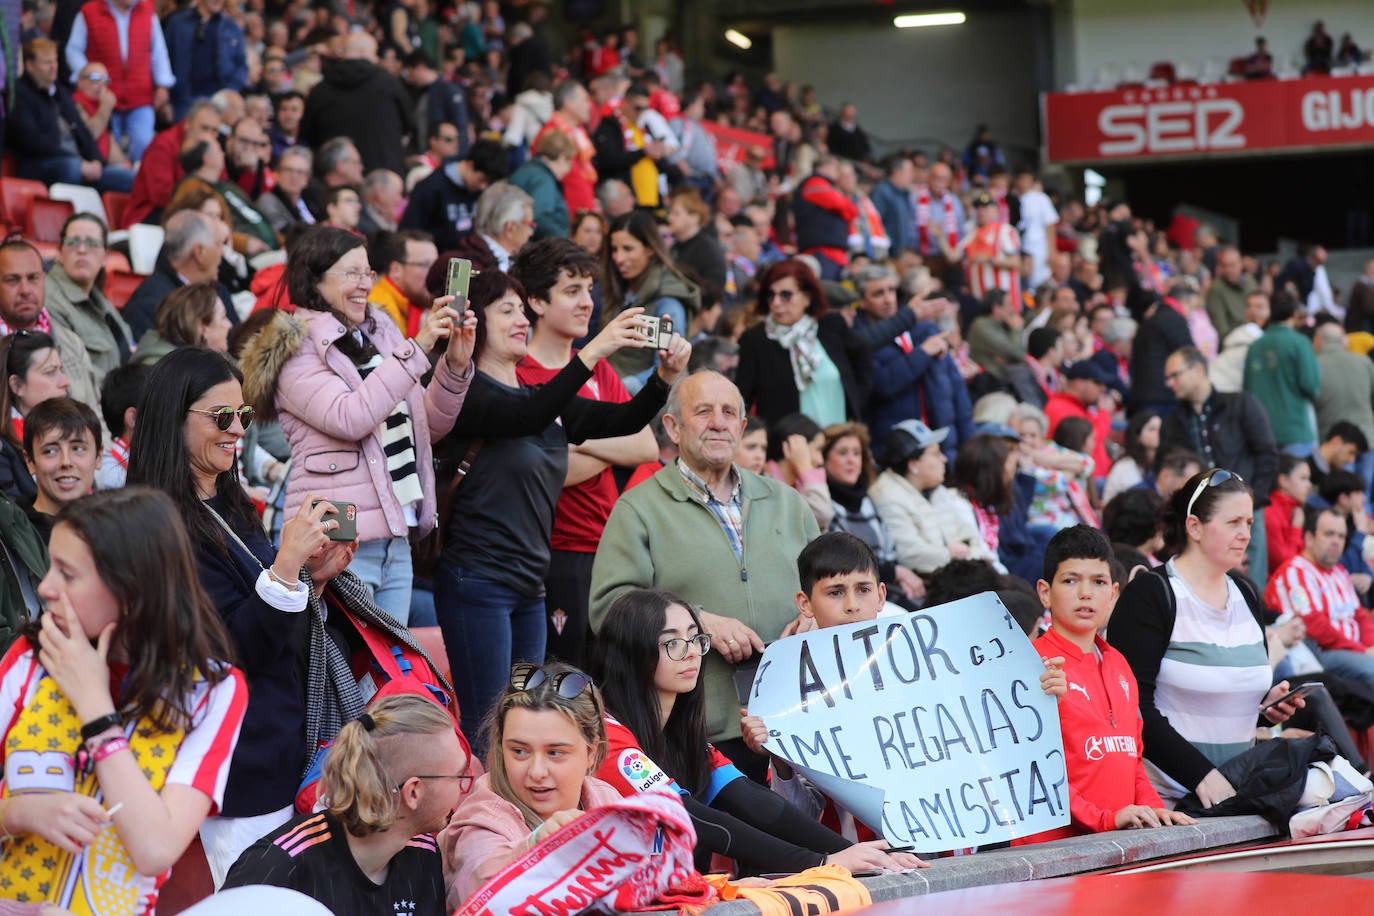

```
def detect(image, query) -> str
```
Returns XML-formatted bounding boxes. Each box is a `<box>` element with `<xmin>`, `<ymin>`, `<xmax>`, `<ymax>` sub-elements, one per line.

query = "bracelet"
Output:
<box><xmin>530</xmin><ymin>822</ymin><xmax>544</xmax><ymax>847</ymax></box>
<box><xmin>267</xmin><ymin>567</ymin><xmax>303</xmax><ymax>591</ymax></box>
<box><xmin>85</xmin><ymin>733</ymin><xmax>125</xmax><ymax>753</ymax></box>
<box><xmin>91</xmin><ymin>737</ymin><xmax>130</xmax><ymax>766</ymax></box>
<box><xmin>80</xmin><ymin>712</ymin><xmax>123</xmax><ymax>743</ymax></box>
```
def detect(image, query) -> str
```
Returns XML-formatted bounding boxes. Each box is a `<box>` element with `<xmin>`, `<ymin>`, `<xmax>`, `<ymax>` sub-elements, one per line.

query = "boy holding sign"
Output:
<box><xmin>741</xmin><ymin>533</ymin><xmax>1068</xmax><ymax>845</ymax></box>
<box><xmin>1017</xmin><ymin>526</ymin><xmax>1196</xmax><ymax>844</ymax></box>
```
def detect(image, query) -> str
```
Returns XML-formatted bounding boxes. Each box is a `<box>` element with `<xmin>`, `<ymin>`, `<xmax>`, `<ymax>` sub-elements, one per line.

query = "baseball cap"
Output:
<box><xmin>878</xmin><ymin>420</ymin><xmax>949</xmax><ymax>470</ymax></box>
<box><xmin>974</xmin><ymin>421</ymin><xmax>1021</xmax><ymax>442</ymax></box>
<box><xmin>1062</xmin><ymin>360</ymin><xmax>1114</xmax><ymax>386</ymax></box>
<box><xmin>971</xmin><ymin>191</ymin><xmax>997</xmax><ymax>208</ymax></box>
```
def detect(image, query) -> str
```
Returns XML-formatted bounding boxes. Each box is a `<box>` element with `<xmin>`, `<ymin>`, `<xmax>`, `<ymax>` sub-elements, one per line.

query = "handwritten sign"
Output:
<box><xmin>745</xmin><ymin>593</ymin><xmax>1068</xmax><ymax>850</ymax></box>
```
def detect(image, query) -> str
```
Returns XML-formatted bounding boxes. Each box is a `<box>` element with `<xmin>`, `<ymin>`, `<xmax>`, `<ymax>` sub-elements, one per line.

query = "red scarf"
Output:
<box><xmin>915</xmin><ymin>187</ymin><xmax>958</xmax><ymax>253</ymax></box>
<box><xmin>110</xmin><ymin>437</ymin><xmax>130</xmax><ymax>470</ymax></box>
<box><xmin>0</xmin><ymin>310</ymin><xmax>52</xmax><ymax>337</ymax></box>
<box><xmin>73</xmin><ymin>92</ymin><xmax>112</xmax><ymax>160</ymax></box>
<box><xmin>971</xmin><ymin>500</ymin><xmax>1000</xmax><ymax>554</ymax></box>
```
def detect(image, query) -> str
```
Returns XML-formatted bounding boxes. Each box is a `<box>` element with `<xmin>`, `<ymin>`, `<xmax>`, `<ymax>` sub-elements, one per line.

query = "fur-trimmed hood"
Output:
<box><xmin>238</xmin><ymin>309</ymin><xmax>309</xmax><ymax>421</ymax></box>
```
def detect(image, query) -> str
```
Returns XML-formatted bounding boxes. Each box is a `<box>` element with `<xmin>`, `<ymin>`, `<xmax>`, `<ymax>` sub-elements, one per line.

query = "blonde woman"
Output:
<box><xmin>224</xmin><ymin>694</ymin><xmax>469</xmax><ymax>911</ymax></box>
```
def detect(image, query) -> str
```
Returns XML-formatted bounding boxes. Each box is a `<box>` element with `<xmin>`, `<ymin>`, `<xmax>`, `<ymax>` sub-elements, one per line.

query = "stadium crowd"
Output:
<box><xmin>0</xmin><ymin>1</ymin><xmax>1371</xmax><ymax>913</ymax></box>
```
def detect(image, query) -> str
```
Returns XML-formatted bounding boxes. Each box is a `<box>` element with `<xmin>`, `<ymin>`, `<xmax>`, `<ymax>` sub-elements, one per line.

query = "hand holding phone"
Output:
<box><xmin>310</xmin><ymin>499</ymin><xmax>358</xmax><ymax>542</ymax></box>
<box><xmin>1260</xmin><ymin>682</ymin><xmax>1321</xmax><ymax>715</ymax></box>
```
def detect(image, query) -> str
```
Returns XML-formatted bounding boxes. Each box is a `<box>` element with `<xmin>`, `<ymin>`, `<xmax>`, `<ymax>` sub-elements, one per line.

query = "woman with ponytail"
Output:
<box><xmin>224</xmin><ymin>694</ymin><xmax>469</xmax><ymax>912</ymax></box>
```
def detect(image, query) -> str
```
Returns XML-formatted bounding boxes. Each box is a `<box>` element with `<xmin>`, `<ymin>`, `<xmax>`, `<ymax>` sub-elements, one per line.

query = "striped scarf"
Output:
<box><xmin>356</xmin><ymin>351</ymin><xmax>424</xmax><ymax>513</ymax></box>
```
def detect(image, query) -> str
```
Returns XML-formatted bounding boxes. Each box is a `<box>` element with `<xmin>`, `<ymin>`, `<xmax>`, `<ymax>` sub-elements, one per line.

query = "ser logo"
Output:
<box><xmin>618</xmin><ymin>749</ymin><xmax>671</xmax><ymax>792</ymax></box>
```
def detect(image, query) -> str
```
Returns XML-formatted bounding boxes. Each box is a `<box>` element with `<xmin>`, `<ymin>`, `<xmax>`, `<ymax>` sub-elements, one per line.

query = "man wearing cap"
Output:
<box><xmin>870</xmin><ymin>419</ymin><xmax>994</xmax><ymax>575</ymax></box>
<box><xmin>953</xmin><ymin>191</ymin><xmax>1021</xmax><ymax>306</ymax></box>
<box><xmin>1045</xmin><ymin>361</ymin><xmax>1117</xmax><ymax>477</ymax></box>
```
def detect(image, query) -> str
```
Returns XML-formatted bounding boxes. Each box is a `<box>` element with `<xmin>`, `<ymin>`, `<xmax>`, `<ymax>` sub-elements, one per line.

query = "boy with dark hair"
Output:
<box><xmin>742</xmin><ymin>532</ymin><xmax>1066</xmax><ymax>846</ymax></box>
<box><xmin>511</xmin><ymin>237</ymin><xmax>655</xmax><ymax>667</ymax></box>
<box><xmin>22</xmin><ymin>398</ymin><xmax>101</xmax><ymax>541</ymax></box>
<box><xmin>1017</xmin><ymin>525</ymin><xmax>1195</xmax><ymax>844</ymax></box>
<box><xmin>96</xmin><ymin>363</ymin><xmax>147</xmax><ymax>490</ymax></box>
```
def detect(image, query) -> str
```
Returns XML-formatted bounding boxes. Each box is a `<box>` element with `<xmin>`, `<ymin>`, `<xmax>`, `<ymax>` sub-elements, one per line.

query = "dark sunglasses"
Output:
<box><xmin>188</xmin><ymin>405</ymin><xmax>255</xmax><ymax>431</ymax></box>
<box><xmin>1185</xmin><ymin>467</ymin><xmax>1244</xmax><ymax>518</ymax></box>
<box><xmin>510</xmin><ymin>662</ymin><xmax>593</xmax><ymax>699</ymax></box>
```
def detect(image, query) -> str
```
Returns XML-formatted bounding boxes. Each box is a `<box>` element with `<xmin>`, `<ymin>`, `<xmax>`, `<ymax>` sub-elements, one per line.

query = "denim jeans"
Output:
<box><xmin>1315</xmin><ymin>646</ymin><xmax>1374</xmax><ymax>700</ymax></box>
<box><xmin>111</xmin><ymin>106</ymin><xmax>155</xmax><ymax>162</ymax></box>
<box><xmin>435</xmin><ymin>564</ymin><xmax>546</xmax><ymax>746</ymax></box>
<box><xmin>348</xmin><ymin>536</ymin><xmax>413</xmax><ymax>625</ymax></box>
<box><xmin>17</xmin><ymin>157</ymin><xmax>134</xmax><ymax>192</ymax></box>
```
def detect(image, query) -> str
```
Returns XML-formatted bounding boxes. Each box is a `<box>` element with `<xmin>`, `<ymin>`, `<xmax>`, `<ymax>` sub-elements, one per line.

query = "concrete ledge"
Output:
<box><xmin>705</xmin><ymin>816</ymin><xmax>1279</xmax><ymax>913</ymax></box>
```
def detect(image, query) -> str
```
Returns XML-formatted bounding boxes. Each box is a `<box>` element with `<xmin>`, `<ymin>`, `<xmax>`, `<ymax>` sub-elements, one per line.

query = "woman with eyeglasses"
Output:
<box><xmin>237</xmin><ymin>225</ymin><xmax>474</xmax><ymax>625</ymax></box>
<box><xmin>443</xmin><ymin>661</ymin><xmax>623</xmax><ymax>903</ymax></box>
<box><xmin>1108</xmin><ymin>468</ymin><xmax>1307</xmax><ymax>811</ymax></box>
<box><xmin>44</xmin><ymin>213</ymin><xmax>134</xmax><ymax>383</ymax></box>
<box><xmin>735</xmin><ymin>259</ymin><xmax>870</xmax><ymax>429</ymax></box>
<box><xmin>0</xmin><ymin>330</ymin><xmax>72</xmax><ymax>503</ymax></box>
<box><xmin>603</xmin><ymin>210</ymin><xmax>700</xmax><ymax>391</ymax></box>
<box><xmin>126</xmin><ymin>347</ymin><xmax>357</xmax><ymax>882</ymax></box>
<box><xmin>586</xmin><ymin>589</ymin><xmax>920</xmax><ymax>876</ymax></box>
<box><xmin>224</xmin><ymin>694</ymin><xmax>468</xmax><ymax>912</ymax></box>
<box><xmin>0</xmin><ymin>487</ymin><xmax>246</xmax><ymax>915</ymax></box>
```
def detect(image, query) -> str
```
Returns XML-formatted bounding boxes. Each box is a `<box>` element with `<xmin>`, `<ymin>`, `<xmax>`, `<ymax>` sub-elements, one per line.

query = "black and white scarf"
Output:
<box><xmin>356</xmin><ymin>352</ymin><xmax>424</xmax><ymax>511</ymax></box>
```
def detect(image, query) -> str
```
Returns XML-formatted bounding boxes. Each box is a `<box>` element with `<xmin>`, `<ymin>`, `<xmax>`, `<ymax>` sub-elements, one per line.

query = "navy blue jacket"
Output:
<box><xmin>792</xmin><ymin>174</ymin><xmax>849</xmax><ymax>254</ymax></box>
<box><xmin>856</xmin><ymin>311</ymin><xmax>973</xmax><ymax>461</ymax></box>
<box><xmin>870</xmin><ymin>180</ymin><xmax>914</xmax><ymax>255</ymax></box>
<box><xmin>7</xmin><ymin>74</ymin><xmax>101</xmax><ymax>163</ymax></box>
<box><xmin>164</xmin><ymin>9</ymin><xmax>248</xmax><ymax>118</ymax></box>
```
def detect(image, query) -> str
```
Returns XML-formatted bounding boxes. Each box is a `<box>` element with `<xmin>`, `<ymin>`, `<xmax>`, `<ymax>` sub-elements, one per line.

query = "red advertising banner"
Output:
<box><xmin>699</xmin><ymin>121</ymin><xmax>776</xmax><ymax>173</ymax></box>
<box><xmin>1042</xmin><ymin>74</ymin><xmax>1374</xmax><ymax>164</ymax></box>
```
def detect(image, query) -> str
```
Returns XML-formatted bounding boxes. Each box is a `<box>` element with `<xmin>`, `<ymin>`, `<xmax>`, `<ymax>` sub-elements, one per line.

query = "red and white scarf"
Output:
<box><xmin>0</xmin><ymin>310</ymin><xmax>52</xmax><ymax>337</ymax></box>
<box><xmin>915</xmin><ymin>187</ymin><xmax>958</xmax><ymax>253</ymax></box>
<box><xmin>456</xmin><ymin>792</ymin><xmax>712</xmax><ymax>916</ymax></box>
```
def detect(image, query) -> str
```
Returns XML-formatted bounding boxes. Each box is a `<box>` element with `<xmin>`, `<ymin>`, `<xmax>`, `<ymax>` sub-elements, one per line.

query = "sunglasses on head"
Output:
<box><xmin>510</xmin><ymin>662</ymin><xmax>593</xmax><ymax>699</ymax></box>
<box><xmin>188</xmin><ymin>405</ymin><xmax>255</xmax><ymax>431</ymax></box>
<box><xmin>1185</xmin><ymin>467</ymin><xmax>1244</xmax><ymax>519</ymax></box>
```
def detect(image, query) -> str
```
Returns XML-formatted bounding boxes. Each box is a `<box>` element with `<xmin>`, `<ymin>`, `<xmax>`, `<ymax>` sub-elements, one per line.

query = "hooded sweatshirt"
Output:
<box><xmin>301</xmin><ymin>57</ymin><xmax>416</xmax><ymax>174</ymax></box>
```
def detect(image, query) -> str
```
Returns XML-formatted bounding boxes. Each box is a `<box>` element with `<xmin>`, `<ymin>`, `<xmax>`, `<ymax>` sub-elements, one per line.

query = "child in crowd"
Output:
<box><xmin>741</xmin><ymin>533</ymin><xmax>1066</xmax><ymax>843</ymax></box>
<box><xmin>96</xmin><ymin>363</ymin><xmax>147</xmax><ymax>490</ymax></box>
<box><xmin>21</xmin><ymin>398</ymin><xmax>102</xmax><ymax>541</ymax></box>
<box><xmin>738</xmin><ymin>414</ymin><xmax>767</xmax><ymax>475</ymax></box>
<box><xmin>1017</xmin><ymin>525</ymin><xmax>1196</xmax><ymax>844</ymax></box>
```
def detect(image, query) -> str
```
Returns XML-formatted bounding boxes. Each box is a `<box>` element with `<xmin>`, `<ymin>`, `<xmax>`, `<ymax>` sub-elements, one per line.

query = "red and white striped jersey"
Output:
<box><xmin>1266</xmin><ymin>554</ymin><xmax>1374</xmax><ymax>653</ymax></box>
<box><xmin>965</xmin><ymin>220</ymin><xmax>1022</xmax><ymax>305</ymax></box>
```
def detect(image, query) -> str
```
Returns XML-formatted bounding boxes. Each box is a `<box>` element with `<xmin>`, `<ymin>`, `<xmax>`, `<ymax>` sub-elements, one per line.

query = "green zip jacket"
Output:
<box><xmin>1242</xmin><ymin>324</ymin><xmax>1320</xmax><ymax>447</ymax></box>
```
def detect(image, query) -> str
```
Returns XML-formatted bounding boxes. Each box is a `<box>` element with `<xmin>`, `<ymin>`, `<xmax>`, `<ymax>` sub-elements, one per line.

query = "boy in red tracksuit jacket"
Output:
<box><xmin>1016</xmin><ymin>526</ymin><xmax>1197</xmax><ymax>844</ymax></box>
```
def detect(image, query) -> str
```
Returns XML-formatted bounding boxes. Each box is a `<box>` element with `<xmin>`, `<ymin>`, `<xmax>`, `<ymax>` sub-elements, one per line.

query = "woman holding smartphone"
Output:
<box><xmin>239</xmin><ymin>225</ymin><xmax>477</xmax><ymax>624</ymax></box>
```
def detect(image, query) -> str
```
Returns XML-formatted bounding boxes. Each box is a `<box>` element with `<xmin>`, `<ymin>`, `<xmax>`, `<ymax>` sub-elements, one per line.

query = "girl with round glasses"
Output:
<box><xmin>587</xmin><ymin>588</ymin><xmax>919</xmax><ymax>876</ymax></box>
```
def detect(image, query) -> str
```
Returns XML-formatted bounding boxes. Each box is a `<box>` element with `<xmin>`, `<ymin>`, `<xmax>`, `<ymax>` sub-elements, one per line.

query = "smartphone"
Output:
<box><xmin>638</xmin><ymin>314</ymin><xmax>674</xmax><ymax>350</ymax></box>
<box><xmin>446</xmin><ymin>258</ymin><xmax>473</xmax><ymax>304</ymax></box>
<box><xmin>311</xmin><ymin>499</ymin><xmax>358</xmax><ymax>542</ymax></box>
<box><xmin>1260</xmin><ymin>682</ymin><xmax>1322</xmax><ymax>714</ymax></box>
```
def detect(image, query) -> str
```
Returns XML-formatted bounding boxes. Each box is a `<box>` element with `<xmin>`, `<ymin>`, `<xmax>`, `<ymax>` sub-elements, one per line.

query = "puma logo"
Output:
<box><xmin>1069</xmin><ymin>682</ymin><xmax>1091</xmax><ymax>701</ymax></box>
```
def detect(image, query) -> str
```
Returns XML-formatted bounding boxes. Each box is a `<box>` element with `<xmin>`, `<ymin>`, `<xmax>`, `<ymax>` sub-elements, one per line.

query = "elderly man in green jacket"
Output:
<box><xmin>590</xmin><ymin>370</ymin><xmax>819</xmax><ymax>781</ymax></box>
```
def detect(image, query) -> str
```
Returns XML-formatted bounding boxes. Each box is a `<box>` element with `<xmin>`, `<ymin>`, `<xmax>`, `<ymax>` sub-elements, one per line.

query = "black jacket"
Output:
<box><xmin>7</xmin><ymin>74</ymin><xmax>101</xmax><ymax>163</ymax></box>
<box><xmin>123</xmin><ymin>257</ymin><xmax>236</xmax><ymax>340</ymax></box>
<box><xmin>301</xmin><ymin>58</ymin><xmax>415</xmax><ymax>175</ymax></box>
<box><xmin>671</xmin><ymin>230</ymin><xmax>727</xmax><ymax>302</ymax></box>
<box><xmin>591</xmin><ymin>113</ymin><xmax>646</xmax><ymax>185</ymax></box>
<box><xmin>735</xmin><ymin>312</ymin><xmax>872</xmax><ymax>425</ymax></box>
<box><xmin>1159</xmin><ymin>389</ymin><xmax>1279</xmax><ymax>503</ymax></box>
<box><xmin>1129</xmin><ymin>303</ymin><xmax>1193</xmax><ymax>410</ymax></box>
<box><xmin>399</xmin><ymin>160</ymin><xmax>482</xmax><ymax>252</ymax></box>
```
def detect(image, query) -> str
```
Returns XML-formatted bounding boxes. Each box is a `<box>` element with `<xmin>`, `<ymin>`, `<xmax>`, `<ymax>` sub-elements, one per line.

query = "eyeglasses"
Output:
<box><xmin>510</xmin><ymin>663</ymin><xmax>593</xmax><ymax>699</ymax></box>
<box><xmin>80</xmin><ymin>72</ymin><xmax>109</xmax><ymax>84</ymax></box>
<box><xmin>2</xmin><ymin>329</ymin><xmax>30</xmax><ymax>378</ymax></box>
<box><xmin>188</xmin><ymin>405</ymin><xmax>255</xmax><ymax>431</ymax></box>
<box><xmin>768</xmin><ymin>288</ymin><xmax>796</xmax><ymax>302</ymax></box>
<box><xmin>1184</xmin><ymin>468</ymin><xmax>1244</xmax><ymax>519</ymax></box>
<box><xmin>659</xmin><ymin>634</ymin><xmax>711</xmax><ymax>661</ymax></box>
<box><xmin>325</xmin><ymin>268</ymin><xmax>376</xmax><ymax>285</ymax></box>
<box><xmin>62</xmin><ymin>237</ymin><xmax>104</xmax><ymax>250</ymax></box>
<box><xmin>396</xmin><ymin>771</ymin><xmax>474</xmax><ymax>794</ymax></box>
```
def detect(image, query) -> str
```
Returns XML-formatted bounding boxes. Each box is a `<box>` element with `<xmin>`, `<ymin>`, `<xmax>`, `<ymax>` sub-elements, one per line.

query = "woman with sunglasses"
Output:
<box><xmin>443</xmin><ymin>662</ymin><xmax>623</xmax><ymax>904</ymax></box>
<box><xmin>127</xmin><ymin>347</ymin><xmax>357</xmax><ymax>882</ymax></box>
<box><xmin>238</xmin><ymin>225</ymin><xmax>474</xmax><ymax>625</ymax></box>
<box><xmin>587</xmin><ymin>589</ymin><xmax>919</xmax><ymax>876</ymax></box>
<box><xmin>735</xmin><ymin>259</ymin><xmax>870</xmax><ymax>428</ymax></box>
<box><xmin>0</xmin><ymin>487</ymin><xmax>246</xmax><ymax>915</ymax></box>
<box><xmin>1108</xmin><ymin>468</ymin><xmax>1307</xmax><ymax>810</ymax></box>
<box><xmin>602</xmin><ymin>210</ymin><xmax>700</xmax><ymax>391</ymax></box>
<box><xmin>0</xmin><ymin>330</ymin><xmax>73</xmax><ymax>503</ymax></box>
<box><xmin>224</xmin><ymin>694</ymin><xmax>468</xmax><ymax>912</ymax></box>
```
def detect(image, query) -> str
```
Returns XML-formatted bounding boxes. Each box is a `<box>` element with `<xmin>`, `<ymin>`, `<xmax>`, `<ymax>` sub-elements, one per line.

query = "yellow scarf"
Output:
<box><xmin>0</xmin><ymin>669</ymin><xmax>183</xmax><ymax>915</ymax></box>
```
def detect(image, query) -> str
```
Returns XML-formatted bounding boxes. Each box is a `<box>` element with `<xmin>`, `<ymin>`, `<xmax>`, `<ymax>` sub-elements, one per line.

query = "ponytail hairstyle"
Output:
<box><xmin>485</xmin><ymin>662</ymin><xmax>607</xmax><ymax>830</ymax></box>
<box><xmin>322</xmin><ymin>695</ymin><xmax>457</xmax><ymax>837</ymax></box>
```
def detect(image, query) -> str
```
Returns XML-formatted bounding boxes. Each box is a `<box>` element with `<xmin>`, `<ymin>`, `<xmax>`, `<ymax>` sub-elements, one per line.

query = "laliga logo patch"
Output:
<box><xmin>618</xmin><ymin>749</ymin><xmax>669</xmax><ymax>791</ymax></box>
<box><xmin>1084</xmin><ymin>736</ymin><xmax>1106</xmax><ymax>761</ymax></box>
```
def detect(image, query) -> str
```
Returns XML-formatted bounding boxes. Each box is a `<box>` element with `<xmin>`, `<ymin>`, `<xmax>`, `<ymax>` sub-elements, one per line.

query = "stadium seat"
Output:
<box><xmin>0</xmin><ymin>178</ymin><xmax>46</xmax><ymax>230</ymax></box>
<box><xmin>104</xmin><ymin>250</ymin><xmax>131</xmax><ymax>274</ymax></box>
<box><xmin>102</xmin><ymin>190</ymin><xmax>130</xmax><ymax>230</ymax></box>
<box><xmin>1228</xmin><ymin>56</ymin><xmax>1249</xmax><ymax>78</ymax></box>
<box><xmin>47</xmin><ymin>183</ymin><xmax>105</xmax><ymax>221</ymax></box>
<box><xmin>26</xmin><ymin>197</ymin><xmax>75</xmax><ymax>244</ymax></box>
<box><xmin>128</xmin><ymin>223</ymin><xmax>164</xmax><ymax>275</ymax></box>
<box><xmin>1149</xmin><ymin>61</ymin><xmax>1176</xmax><ymax>83</ymax></box>
<box><xmin>104</xmin><ymin>269</ymin><xmax>145</xmax><ymax>311</ymax></box>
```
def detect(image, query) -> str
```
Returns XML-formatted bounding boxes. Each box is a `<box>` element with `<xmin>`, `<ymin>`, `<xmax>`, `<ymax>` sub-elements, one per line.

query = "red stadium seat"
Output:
<box><xmin>154</xmin><ymin>836</ymin><xmax>214</xmax><ymax>915</ymax></box>
<box><xmin>1149</xmin><ymin>61</ymin><xmax>1176</xmax><ymax>83</ymax></box>
<box><xmin>104</xmin><ymin>250</ymin><xmax>132</xmax><ymax>274</ymax></box>
<box><xmin>0</xmin><ymin>178</ymin><xmax>46</xmax><ymax>230</ymax></box>
<box><xmin>1229</xmin><ymin>56</ymin><xmax>1249</xmax><ymax>77</ymax></box>
<box><xmin>104</xmin><ymin>269</ymin><xmax>144</xmax><ymax>311</ymax></box>
<box><xmin>26</xmin><ymin>197</ymin><xmax>74</xmax><ymax>244</ymax></box>
<box><xmin>102</xmin><ymin>190</ymin><xmax>130</xmax><ymax>231</ymax></box>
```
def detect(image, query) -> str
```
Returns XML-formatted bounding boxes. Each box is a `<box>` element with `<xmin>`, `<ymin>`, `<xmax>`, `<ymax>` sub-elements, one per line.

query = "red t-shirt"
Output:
<box><xmin>515</xmin><ymin>353</ymin><xmax>629</xmax><ymax>552</ymax></box>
